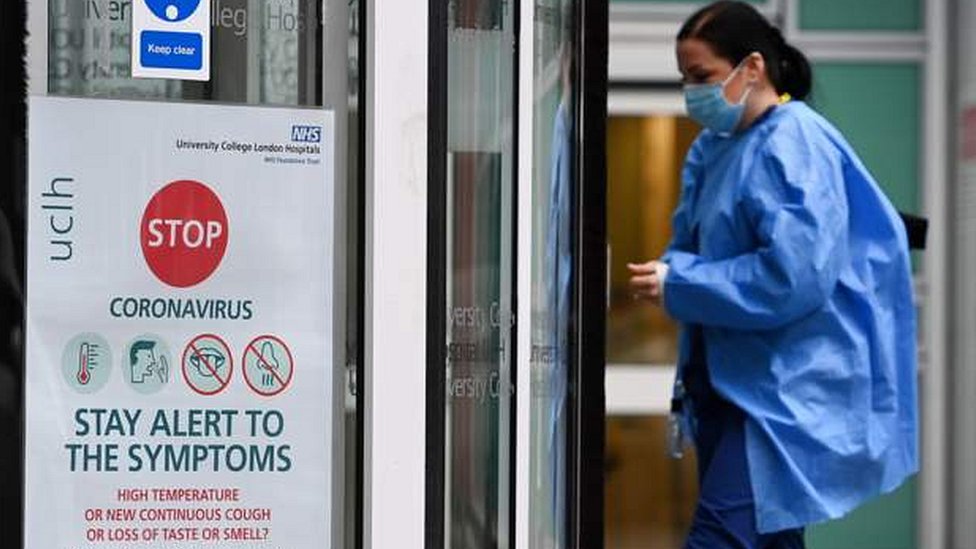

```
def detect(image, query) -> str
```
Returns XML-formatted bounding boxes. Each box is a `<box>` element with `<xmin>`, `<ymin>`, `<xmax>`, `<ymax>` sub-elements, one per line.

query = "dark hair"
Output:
<box><xmin>678</xmin><ymin>1</ymin><xmax>812</xmax><ymax>100</ymax></box>
<box><xmin>130</xmin><ymin>340</ymin><xmax>157</xmax><ymax>366</ymax></box>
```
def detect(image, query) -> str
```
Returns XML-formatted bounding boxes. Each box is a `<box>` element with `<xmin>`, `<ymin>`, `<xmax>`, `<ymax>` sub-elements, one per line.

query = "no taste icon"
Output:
<box><xmin>182</xmin><ymin>334</ymin><xmax>233</xmax><ymax>396</ymax></box>
<box><xmin>140</xmin><ymin>180</ymin><xmax>228</xmax><ymax>288</ymax></box>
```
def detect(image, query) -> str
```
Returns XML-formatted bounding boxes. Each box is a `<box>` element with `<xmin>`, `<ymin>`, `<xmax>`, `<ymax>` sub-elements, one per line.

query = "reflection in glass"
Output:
<box><xmin>47</xmin><ymin>0</ymin><xmax>324</xmax><ymax>106</ymax></box>
<box><xmin>445</xmin><ymin>0</ymin><xmax>515</xmax><ymax>547</ymax></box>
<box><xmin>530</xmin><ymin>2</ymin><xmax>574</xmax><ymax>547</ymax></box>
<box><xmin>48</xmin><ymin>0</ymin><xmax>181</xmax><ymax>98</ymax></box>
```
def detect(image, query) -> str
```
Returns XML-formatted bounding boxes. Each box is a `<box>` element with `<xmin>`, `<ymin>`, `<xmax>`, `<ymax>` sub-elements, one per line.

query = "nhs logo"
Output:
<box><xmin>291</xmin><ymin>125</ymin><xmax>322</xmax><ymax>143</ymax></box>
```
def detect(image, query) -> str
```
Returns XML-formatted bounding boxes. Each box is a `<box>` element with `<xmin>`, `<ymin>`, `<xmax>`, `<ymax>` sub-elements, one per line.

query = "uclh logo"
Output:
<box><xmin>291</xmin><ymin>125</ymin><xmax>322</xmax><ymax>143</ymax></box>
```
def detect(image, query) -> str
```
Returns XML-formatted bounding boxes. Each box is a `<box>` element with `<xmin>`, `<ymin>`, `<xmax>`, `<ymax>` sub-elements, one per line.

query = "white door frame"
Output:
<box><xmin>922</xmin><ymin>1</ymin><xmax>949</xmax><ymax>547</ymax></box>
<box><xmin>514</xmin><ymin>0</ymin><xmax>534</xmax><ymax>546</ymax></box>
<box><xmin>362</xmin><ymin>1</ymin><xmax>428</xmax><ymax>548</ymax></box>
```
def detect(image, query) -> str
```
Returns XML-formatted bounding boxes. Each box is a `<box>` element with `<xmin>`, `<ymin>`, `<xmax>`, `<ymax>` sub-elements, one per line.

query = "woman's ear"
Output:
<box><xmin>745</xmin><ymin>52</ymin><xmax>766</xmax><ymax>84</ymax></box>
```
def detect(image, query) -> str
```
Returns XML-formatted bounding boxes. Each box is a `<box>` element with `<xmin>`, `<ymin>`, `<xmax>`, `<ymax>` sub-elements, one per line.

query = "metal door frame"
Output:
<box><xmin>426</xmin><ymin>0</ymin><xmax>608</xmax><ymax>547</ymax></box>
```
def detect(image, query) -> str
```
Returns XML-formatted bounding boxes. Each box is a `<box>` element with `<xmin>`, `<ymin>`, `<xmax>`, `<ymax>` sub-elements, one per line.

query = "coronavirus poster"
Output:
<box><xmin>26</xmin><ymin>96</ymin><xmax>334</xmax><ymax>548</ymax></box>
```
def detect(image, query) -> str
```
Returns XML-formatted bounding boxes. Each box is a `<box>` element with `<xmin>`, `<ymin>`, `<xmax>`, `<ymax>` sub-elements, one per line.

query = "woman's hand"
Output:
<box><xmin>627</xmin><ymin>260</ymin><xmax>669</xmax><ymax>306</ymax></box>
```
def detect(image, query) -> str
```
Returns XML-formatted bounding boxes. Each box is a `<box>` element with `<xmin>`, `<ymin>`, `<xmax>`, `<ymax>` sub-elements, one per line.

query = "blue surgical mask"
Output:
<box><xmin>683</xmin><ymin>60</ymin><xmax>754</xmax><ymax>135</ymax></box>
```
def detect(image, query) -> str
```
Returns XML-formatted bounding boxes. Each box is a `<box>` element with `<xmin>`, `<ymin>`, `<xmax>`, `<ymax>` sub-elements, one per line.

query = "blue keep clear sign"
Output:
<box><xmin>132</xmin><ymin>0</ymin><xmax>210</xmax><ymax>80</ymax></box>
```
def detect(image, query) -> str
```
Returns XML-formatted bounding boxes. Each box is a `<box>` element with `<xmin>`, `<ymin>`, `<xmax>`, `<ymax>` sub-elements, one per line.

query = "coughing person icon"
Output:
<box><xmin>125</xmin><ymin>336</ymin><xmax>172</xmax><ymax>395</ymax></box>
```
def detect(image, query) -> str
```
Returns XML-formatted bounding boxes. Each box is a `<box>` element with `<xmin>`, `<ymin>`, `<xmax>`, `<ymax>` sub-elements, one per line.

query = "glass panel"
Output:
<box><xmin>444</xmin><ymin>0</ymin><xmax>516</xmax><ymax>547</ymax></box>
<box><xmin>798</xmin><ymin>0</ymin><xmax>922</xmax><ymax>32</ymax></box>
<box><xmin>47</xmin><ymin>0</ymin><xmax>326</xmax><ymax>106</ymax></box>
<box><xmin>528</xmin><ymin>1</ymin><xmax>574</xmax><ymax>547</ymax></box>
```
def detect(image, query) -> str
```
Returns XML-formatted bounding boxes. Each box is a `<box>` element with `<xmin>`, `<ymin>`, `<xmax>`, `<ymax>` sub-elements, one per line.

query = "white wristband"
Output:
<box><xmin>656</xmin><ymin>261</ymin><xmax>670</xmax><ymax>283</ymax></box>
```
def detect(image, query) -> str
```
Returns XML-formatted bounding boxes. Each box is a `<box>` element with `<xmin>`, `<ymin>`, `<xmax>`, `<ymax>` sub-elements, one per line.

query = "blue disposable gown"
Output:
<box><xmin>662</xmin><ymin>101</ymin><xmax>918</xmax><ymax>533</ymax></box>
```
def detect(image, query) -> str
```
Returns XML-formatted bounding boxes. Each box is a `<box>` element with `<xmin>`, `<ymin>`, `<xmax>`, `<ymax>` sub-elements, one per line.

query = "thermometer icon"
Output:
<box><xmin>76</xmin><ymin>342</ymin><xmax>97</xmax><ymax>385</ymax></box>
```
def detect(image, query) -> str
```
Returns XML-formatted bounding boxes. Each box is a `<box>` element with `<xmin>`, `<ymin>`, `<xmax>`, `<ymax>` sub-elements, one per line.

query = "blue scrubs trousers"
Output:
<box><xmin>684</xmin><ymin>328</ymin><xmax>806</xmax><ymax>549</ymax></box>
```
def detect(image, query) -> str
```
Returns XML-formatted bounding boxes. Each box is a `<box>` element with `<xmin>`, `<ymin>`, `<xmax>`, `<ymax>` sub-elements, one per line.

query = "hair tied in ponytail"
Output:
<box><xmin>678</xmin><ymin>1</ymin><xmax>813</xmax><ymax>101</ymax></box>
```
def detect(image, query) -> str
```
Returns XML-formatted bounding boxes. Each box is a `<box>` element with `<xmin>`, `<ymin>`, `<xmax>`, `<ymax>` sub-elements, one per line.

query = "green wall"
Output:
<box><xmin>619</xmin><ymin>0</ymin><xmax>920</xmax><ymax>30</ymax></box>
<box><xmin>615</xmin><ymin>0</ymin><xmax>921</xmax><ymax>31</ymax></box>
<box><xmin>806</xmin><ymin>479</ymin><xmax>917</xmax><ymax>549</ymax></box>
<box><xmin>799</xmin><ymin>0</ymin><xmax>922</xmax><ymax>31</ymax></box>
<box><xmin>810</xmin><ymin>62</ymin><xmax>922</xmax><ymax>214</ymax></box>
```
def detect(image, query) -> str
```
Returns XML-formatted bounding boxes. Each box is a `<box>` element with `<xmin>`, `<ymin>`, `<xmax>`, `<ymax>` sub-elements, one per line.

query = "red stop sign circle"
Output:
<box><xmin>140</xmin><ymin>180</ymin><xmax>229</xmax><ymax>288</ymax></box>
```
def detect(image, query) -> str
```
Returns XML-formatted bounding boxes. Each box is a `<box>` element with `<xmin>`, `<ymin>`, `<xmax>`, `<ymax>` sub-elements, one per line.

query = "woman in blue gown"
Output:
<box><xmin>628</xmin><ymin>2</ymin><xmax>919</xmax><ymax>547</ymax></box>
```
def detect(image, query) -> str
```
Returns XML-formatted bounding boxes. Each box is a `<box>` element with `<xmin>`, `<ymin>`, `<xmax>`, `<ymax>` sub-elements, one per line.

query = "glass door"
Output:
<box><xmin>427</xmin><ymin>0</ymin><xmax>606</xmax><ymax>547</ymax></box>
<box><xmin>442</xmin><ymin>1</ymin><xmax>516</xmax><ymax>546</ymax></box>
